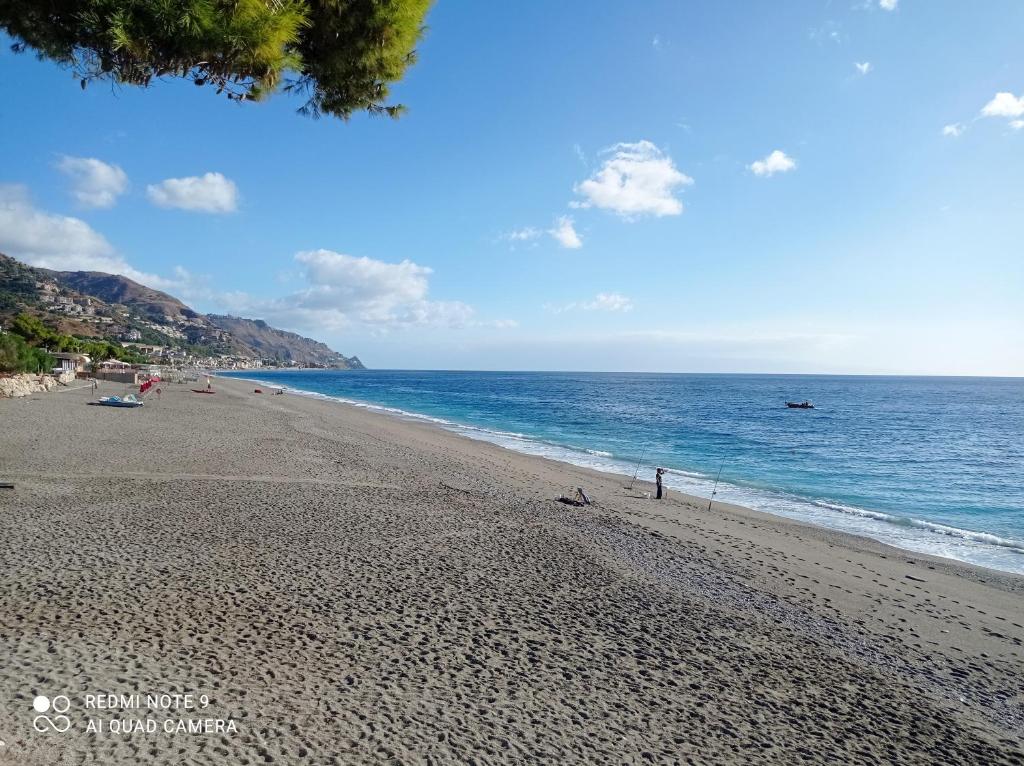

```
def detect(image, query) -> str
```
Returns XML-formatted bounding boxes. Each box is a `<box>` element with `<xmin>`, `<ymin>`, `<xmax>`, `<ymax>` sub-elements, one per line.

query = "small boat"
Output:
<box><xmin>786</xmin><ymin>401</ymin><xmax>815</xmax><ymax>409</ymax></box>
<box><xmin>191</xmin><ymin>389</ymin><xmax>216</xmax><ymax>394</ymax></box>
<box><xmin>90</xmin><ymin>395</ymin><xmax>144</xmax><ymax>408</ymax></box>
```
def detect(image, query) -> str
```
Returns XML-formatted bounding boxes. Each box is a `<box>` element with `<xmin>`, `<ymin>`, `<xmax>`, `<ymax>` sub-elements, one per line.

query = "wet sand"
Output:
<box><xmin>0</xmin><ymin>376</ymin><xmax>1022</xmax><ymax>764</ymax></box>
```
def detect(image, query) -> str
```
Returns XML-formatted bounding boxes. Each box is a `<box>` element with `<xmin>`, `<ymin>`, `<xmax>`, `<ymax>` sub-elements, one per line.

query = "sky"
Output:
<box><xmin>1</xmin><ymin>0</ymin><xmax>1022</xmax><ymax>375</ymax></box>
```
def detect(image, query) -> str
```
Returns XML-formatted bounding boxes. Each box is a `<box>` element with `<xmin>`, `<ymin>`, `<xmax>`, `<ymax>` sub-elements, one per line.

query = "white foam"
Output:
<box><xmin>440</xmin><ymin>426</ymin><xmax>1024</xmax><ymax>573</ymax></box>
<box><xmin>812</xmin><ymin>500</ymin><xmax>1024</xmax><ymax>551</ymax></box>
<box><xmin>221</xmin><ymin>373</ymin><xmax>1024</xmax><ymax>575</ymax></box>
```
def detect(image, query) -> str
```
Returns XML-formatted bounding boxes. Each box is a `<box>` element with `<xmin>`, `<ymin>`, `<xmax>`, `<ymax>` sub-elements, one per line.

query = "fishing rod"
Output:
<box><xmin>627</xmin><ymin>444</ymin><xmax>648</xmax><ymax>490</ymax></box>
<box><xmin>707</xmin><ymin>463</ymin><xmax>724</xmax><ymax>512</ymax></box>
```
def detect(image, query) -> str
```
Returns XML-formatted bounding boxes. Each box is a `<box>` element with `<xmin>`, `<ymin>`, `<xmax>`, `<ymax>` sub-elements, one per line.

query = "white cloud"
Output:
<box><xmin>1012</xmin><ymin>120</ymin><xmax>1024</xmax><ymax>131</ymax></box>
<box><xmin>981</xmin><ymin>92</ymin><xmax>1024</xmax><ymax>119</ymax></box>
<box><xmin>879</xmin><ymin>0</ymin><xmax>897</xmax><ymax>10</ymax></box>
<box><xmin>573</xmin><ymin>140</ymin><xmax>693</xmax><ymax>218</ymax></box>
<box><xmin>0</xmin><ymin>184</ymin><xmax>171</xmax><ymax>288</ymax></box>
<box><xmin>942</xmin><ymin>123</ymin><xmax>965</xmax><ymax>138</ymax></box>
<box><xmin>504</xmin><ymin>227</ymin><xmax>541</xmax><ymax>242</ymax></box>
<box><xmin>0</xmin><ymin>185</ymin><xmax>495</xmax><ymax>335</ymax></box>
<box><xmin>550</xmin><ymin>292</ymin><xmax>634</xmax><ymax>314</ymax></box>
<box><xmin>0</xmin><ymin>184</ymin><xmax>113</xmax><ymax>266</ymax></box>
<box><xmin>548</xmin><ymin>216</ymin><xmax>582</xmax><ymax>249</ymax></box>
<box><xmin>502</xmin><ymin>217</ymin><xmax>581</xmax><ymax>250</ymax></box>
<box><xmin>56</xmin><ymin>156</ymin><xmax>128</xmax><ymax>209</ymax></box>
<box><xmin>749</xmin><ymin>150</ymin><xmax>797</xmax><ymax>177</ymax></box>
<box><xmin>652</xmin><ymin>35</ymin><xmax>661</xmax><ymax>50</ymax></box>
<box><xmin>297</xmin><ymin>249</ymin><xmax>428</xmax><ymax>305</ymax></box>
<box><xmin>146</xmin><ymin>172</ymin><xmax>238</xmax><ymax>213</ymax></box>
<box><xmin>233</xmin><ymin>249</ymin><xmax>477</xmax><ymax>331</ymax></box>
<box><xmin>854</xmin><ymin>62</ymin><xmax>872</xmax><ymax>75</ymax></box>
<box><xmin>583</xmin><ymin>292</ymin><xmax>633</xmax><ymax>312</ymax></box>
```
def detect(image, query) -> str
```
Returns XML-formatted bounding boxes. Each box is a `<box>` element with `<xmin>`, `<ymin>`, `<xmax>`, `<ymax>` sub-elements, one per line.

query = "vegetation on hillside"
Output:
<box><xmin>1</xmin><ymin>252</ymin><xmax>362</xmax><ymax>368</ymax></box>
<box><xmin>0</xmin><ymin>332</ymin><xmax>54</xmax><ymax>374</ymax></box>
<box><xmin>0</xmin><ymin>252</ymin><xmax>42</xmax><ymax>314</ymax></box>
<box><xmin>0</xmin><ymin>313</ymin><xmax>146</xmax><ymax>373</ymax></box>
<box><xmin>0</xmin><ymin>0</ymin><xmax>431</xmax><ymax>119</ymax></box>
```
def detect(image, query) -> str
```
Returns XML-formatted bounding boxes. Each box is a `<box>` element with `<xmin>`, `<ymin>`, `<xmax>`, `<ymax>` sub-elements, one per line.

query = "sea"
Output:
<box><xmin>222</xmin><ymin>370</ymin><xmax>1024</xmax><ymax>575</ymax></box>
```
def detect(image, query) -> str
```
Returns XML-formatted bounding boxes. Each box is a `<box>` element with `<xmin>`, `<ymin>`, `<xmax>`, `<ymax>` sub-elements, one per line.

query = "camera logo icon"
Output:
<box><xmin>32</xmin><ymin>695</ymin><xmax>72</xmax><ymax>733</ymax></box>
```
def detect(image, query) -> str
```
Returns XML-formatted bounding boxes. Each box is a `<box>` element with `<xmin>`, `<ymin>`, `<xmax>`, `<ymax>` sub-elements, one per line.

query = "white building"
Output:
<box><xmin>51</xmin><ymin>352</ymin><xmax>90</xmax><ymax>375</ymax></box>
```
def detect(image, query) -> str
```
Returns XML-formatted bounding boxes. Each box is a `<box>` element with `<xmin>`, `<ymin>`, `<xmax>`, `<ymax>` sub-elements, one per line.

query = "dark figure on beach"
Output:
<box><xmin>656</xmin><ymin>468</ymin><xmax>665</xmax><ymax>500</ymax></box>
<box><xmin>92</xmin><ymin>378</ymin><xmax>98</xmax><ymax>392</ymax></box>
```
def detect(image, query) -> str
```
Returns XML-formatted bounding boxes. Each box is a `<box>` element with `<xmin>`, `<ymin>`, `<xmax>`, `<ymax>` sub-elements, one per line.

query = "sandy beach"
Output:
<box><xmin>1</xmin><ymin>376</ymin><xmax>1022</xmax><ymax>765</ymax></box>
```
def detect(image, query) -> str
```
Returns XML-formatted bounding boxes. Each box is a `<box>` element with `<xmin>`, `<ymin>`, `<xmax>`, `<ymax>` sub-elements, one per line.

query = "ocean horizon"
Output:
<box><xmin>223</xmin><ymin>369</ymin><xmax>1024</xmax><ymax>575</ymax></box>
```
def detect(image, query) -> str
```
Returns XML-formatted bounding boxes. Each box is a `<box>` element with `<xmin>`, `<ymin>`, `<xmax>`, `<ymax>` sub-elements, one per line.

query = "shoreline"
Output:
<box><xmin>220</xmin><ymin>370</ymin><xmax>1024</xmax><ymax>577</ymax></box>
<box><xmin>1</xmin><ymin>376</ymin><xmax>1022</xmax><ymax>764</ymax></box>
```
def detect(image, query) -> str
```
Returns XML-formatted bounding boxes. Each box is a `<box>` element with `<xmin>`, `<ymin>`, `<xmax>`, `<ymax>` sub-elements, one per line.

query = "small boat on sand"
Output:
<box><xmin>786</xmin><ymin>401</ymin><xmax>815</xmax><ymax>409</ymax></box>
<box><xmin>90</xmin><ymin>394</ymin><xmax>144</xmax><ymax>408</ymax></box>
<box><xmin>191</xmin><ymin>389</ymin><xmax>216</xmax><ymax>394</ymax></box>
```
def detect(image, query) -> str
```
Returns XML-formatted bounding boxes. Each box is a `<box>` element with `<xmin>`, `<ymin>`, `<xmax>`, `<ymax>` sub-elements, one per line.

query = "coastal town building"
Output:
<box><xmin>121</xmin><ymin>342</ymin><xmax>169</xmax><ymax>357</ymax></box>
<box><xmin>93</xmin><ymin>359</ymin><xmax>148</xmax><ymax>384</ymax></box>
<box><xmin>99</xmin><ymin>359</ymin><xmax>132</xmax><ymax>370</ymax></box>
<box><xmin>51</xmin><ymin>352</ymin><xmax>90</xmax><ymax>375</ymax></box>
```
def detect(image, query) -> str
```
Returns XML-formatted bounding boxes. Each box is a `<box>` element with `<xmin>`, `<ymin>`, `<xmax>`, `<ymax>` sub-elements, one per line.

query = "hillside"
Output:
<box><xmin>51</xmin><ymin>270</ymin><xmax>197</xmax><ymax>322</ymax></box>
<box><xmin>0</xmin><ymin>253</ymin><xmax>363</xmax><ymax>368</ymax></box>
<box><xmin>0</xmin><ymin>252</ymin><xmax>39</xmax><ymax>312</ymax></box>
<box><xmin>207</xmin><ymin>315</ymin><xmax>363</xmax><ymax>367</ymax></box>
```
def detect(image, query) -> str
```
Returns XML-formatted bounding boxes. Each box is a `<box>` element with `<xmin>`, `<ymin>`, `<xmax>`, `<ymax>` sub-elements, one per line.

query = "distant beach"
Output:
<box><xmin>0</xmin><ymin>376</ymin><xmax>1022</xmax><ymax>764</ymax></box>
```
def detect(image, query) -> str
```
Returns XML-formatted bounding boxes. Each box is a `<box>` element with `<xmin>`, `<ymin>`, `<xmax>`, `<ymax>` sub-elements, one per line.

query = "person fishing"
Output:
<box><xmin>655</xmin><ymin>468</ymin><xmax>666</xmax><ymax>500</ymax></box>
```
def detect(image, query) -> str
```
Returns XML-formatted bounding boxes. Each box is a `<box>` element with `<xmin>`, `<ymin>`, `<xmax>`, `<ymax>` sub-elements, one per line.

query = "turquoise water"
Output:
<box><xmin>224</xmin><ymin>370</ymin><xmax>1024</xmax><ymax>574</ymax></box>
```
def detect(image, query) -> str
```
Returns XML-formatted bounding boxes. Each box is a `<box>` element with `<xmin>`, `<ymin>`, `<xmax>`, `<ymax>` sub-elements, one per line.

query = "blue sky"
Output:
<box><xmin>1</xmin><ymin>0</ymin><xmax>1022</xmax><ymax>374</ymax></box>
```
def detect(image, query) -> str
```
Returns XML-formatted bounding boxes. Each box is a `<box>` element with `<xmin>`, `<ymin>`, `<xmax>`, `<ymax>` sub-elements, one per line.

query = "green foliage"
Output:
<box><xmin>0</xmin><ymin>254</ymin><xmax>39</xmax><ymax>298</ymax></box>
<box><xmin>0</xmin><ymin>0</ymin><xmax>431</xmax><ymax>119</ymax></box>
<box><xmin>5</xmin><ymin>313</ymin><xmax>147</xmax><ymax>368</ymax></box>
<box><xmin>286</xmin><ymin>0</ymin><xmax>431</xmax><ymax>119</ymax></box>
<box><xmin>0</xmin><ymin>293</ymin><xmax>19</xmax><ymax>313</ymax></box>
<box><xmin>132</xmin><ymin>323</ymin><xmax>179</xmax><ymax>346</ymax></box>
<box><xmin>9</xmin><ymin>313</ymin><xmax>51</xmax><ymax>344</ymax></box>
<box><xmin>80</xmin><ymin>339</ymin><xmax>147</xmax><ymax>365</ymax></box>
<box><xmin>0</xmin><ymin>332</ymin><xmax>54</xmax><ymax>373</ymax></box>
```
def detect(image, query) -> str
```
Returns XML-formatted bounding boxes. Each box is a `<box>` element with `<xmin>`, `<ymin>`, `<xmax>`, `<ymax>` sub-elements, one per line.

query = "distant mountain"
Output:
<box><xmin>51</xmin><ymin>270</ymin><xmax>198</xmax><ymax>323</ymax></box>
<box><xmin>0</xmin><ymin>252</ymin><xmax>363</xmax><ymax>368</ymax></box>
<box><xmin>207</xmin><ymin>315</ymin><xmax>364</xmax><ymax>368</ymax></box>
